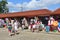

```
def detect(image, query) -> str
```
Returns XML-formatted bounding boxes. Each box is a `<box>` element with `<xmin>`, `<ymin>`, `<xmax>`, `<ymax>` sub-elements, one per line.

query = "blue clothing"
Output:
<box><xmin>58</xmin><ymin>22</ymin><xmax>60</xmax><ymax>28</ymax></box>
<box><xmin>8</xmin><ymin>26</ymin><xmax>12</xmax><ymax>30</ymax></box>
<box><xmin>46</xmin><ymin>26</ymin><xmax>50</xmax><ymax>32</ymax></box>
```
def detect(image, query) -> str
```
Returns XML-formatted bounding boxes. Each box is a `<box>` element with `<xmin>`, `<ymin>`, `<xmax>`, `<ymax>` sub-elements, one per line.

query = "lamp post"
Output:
<box><xmin>20</xmin><ymin>5</ymin><xmax>23</xmax><ymax>12</ymax></box>
<box><xmin>20</xmin><ymin>0</ymin><xmax>23</xmax><ymax>12</ymax></box>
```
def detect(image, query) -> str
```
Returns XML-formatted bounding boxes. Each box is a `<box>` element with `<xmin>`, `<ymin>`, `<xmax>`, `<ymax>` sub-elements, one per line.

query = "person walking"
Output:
<box><xmin>7</xmin><ymin>21</ymin><xmax>12</xmax><ymax>36</ymax></box>
<box><xmin>14</xmin><ymin>20</ymin><xmax>19</xmax><ymax>34</ymax></box>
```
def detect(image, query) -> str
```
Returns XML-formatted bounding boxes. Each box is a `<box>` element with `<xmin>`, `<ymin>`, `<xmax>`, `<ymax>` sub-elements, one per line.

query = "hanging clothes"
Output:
<box><xmin>45</xmin><ymin>26</ymin><xmax>50</xmax><ymax>32</ymax></box>
<box><xmin>58</xmin><ymin>22</ymin><xmax>60</xmax><ymax>32</ymax></box>
<box><xmin>52</xmin><ymin>21</ymin><xmax>58</xmax><ymax>27</ymax></box>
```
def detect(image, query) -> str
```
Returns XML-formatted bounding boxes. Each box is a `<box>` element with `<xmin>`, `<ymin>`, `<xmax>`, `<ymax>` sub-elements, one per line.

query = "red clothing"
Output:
<box><xmin>30</xmin><ymin>24</ymin><xmax>33</xmax><ymax>29</ymax></box>
<box><xmin>8</xmin><ymin>30</ymin><xmax>11</xmax><ymax>32</ymax></box>
<box><xmin>36</xmin><ymin>21</ymin><xmax>40</xmax><ymax>25</ymax></box>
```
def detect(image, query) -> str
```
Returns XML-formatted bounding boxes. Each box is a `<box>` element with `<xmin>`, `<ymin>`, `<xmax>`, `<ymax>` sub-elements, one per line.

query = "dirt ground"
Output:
<box><xmin>0</xmin><ymin>28</ymin><xmax>60</xmax><ymax>40</ymax></box>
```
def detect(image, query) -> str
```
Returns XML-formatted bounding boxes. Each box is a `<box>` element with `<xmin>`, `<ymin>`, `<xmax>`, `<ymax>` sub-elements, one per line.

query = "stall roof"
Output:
<box><xmin>0</xmin><ymin>9</ymin><xmax>52</xmax><ymax>18</ymax></box>
<box><xmin>53</xmin><ymin>8</ymin><xmax>60</xmax><ymax>14</ymax></box>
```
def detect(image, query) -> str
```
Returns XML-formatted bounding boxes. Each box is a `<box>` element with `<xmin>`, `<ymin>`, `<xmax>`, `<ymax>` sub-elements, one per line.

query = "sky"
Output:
<box><xmin>1</xmin><ymin>0</ymin><xmax>60</xmax><ymax>12</ymax></box>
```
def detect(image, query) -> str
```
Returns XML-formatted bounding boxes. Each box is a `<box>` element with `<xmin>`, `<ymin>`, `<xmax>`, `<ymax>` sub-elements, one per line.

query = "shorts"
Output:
<box><xmin>8</xmin><ymin>30</ymin><xmax>11</xmax><ymax>32</ymax></box>
<box><xmin>8</xmin><ymin>26</ymin><xmax>12</xmax><ymax>31</ymax></box>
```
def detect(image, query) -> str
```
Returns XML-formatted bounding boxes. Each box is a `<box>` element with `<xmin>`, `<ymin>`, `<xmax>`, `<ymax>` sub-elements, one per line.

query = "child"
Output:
<box><xmin>8</xmin><ymin>22</ymin><xmax>12</xmax><ymax>36</ymax></box>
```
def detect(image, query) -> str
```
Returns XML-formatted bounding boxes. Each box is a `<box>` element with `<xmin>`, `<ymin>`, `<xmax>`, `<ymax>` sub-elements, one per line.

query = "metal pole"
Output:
<box><xmin>20</xmin><ymin>0</ymin><xmax>23</xmax><ymax>12</ymax></box>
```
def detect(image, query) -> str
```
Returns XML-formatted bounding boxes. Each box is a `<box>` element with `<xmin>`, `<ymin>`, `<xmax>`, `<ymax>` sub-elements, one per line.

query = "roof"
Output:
<box><xmin>0</xmin><ymin>9</ymin><xmax>52</xmax><ymax>18</ymax></box>
<box><xmin>53</xmin><ymin>8</ymin><xmax>60</xmax><ymax>14</ymax></box>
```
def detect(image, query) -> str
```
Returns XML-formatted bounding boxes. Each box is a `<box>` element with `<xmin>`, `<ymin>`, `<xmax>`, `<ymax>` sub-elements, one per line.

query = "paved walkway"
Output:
<box><xmin>0</xmin><ymin>28</ymin><xmax>60</xmax><ymax>40</ymax></box>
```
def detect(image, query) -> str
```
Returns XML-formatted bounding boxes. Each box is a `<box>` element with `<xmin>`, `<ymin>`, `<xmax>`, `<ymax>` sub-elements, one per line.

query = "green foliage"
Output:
<box><xmin>0</xmin><ymin>0</ymin><xmax>9</xmax><ymax>14</ymax></box>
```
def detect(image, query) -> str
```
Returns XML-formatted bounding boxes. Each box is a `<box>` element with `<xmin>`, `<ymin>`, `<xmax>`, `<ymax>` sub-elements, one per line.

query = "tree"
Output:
<box><xmin>0</xmin><ymin>1</ymin><xmax>3</xmax><ymax>13</ymax></box>
<box><xmin>0</xmin><ymin>0</ymin><xmax>9</xmax><ymax>14</ymax></box>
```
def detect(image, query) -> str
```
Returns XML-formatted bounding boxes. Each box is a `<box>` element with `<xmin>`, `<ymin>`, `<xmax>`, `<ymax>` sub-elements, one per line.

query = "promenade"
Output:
<box><xmin>0</xmin><ymin>28</ymin><xmax>60</xmax><ymax>40</ymax></box>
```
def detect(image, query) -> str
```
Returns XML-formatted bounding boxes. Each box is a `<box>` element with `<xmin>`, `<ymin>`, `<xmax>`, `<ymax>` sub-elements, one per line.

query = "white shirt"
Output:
<box><xmin>48</xmin><ymin>20</ymin><xmax>54</xmax><ymax>25</ymax></box>
<box><xmin>14</xmin><ymin>22</ymin><xmax>18</xmax><ymax>30</ymax></box>
<box><xmin>33</xmin><ymin>24</ymin><xmax>36</xmax><ymax>28</ymax></box>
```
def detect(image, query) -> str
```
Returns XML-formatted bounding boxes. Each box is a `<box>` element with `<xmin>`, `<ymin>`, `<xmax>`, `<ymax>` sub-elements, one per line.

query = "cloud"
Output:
<box><xmin>22</xmin><ymin>0</ymin><xmax>48</xmax><ymax>11</ymax></box>
<box><xmin>6</xmin><ymin>2</ymin><xmax>15</xmax><ymax>8</ymax></box>
<box><xmin>6</xmin><ymin>2</ymin><xmax>22</xmax><ymax>12</ymax></box>
<box><xmin>10</xmin><ymin>11</ymin><xmax>17</xmax><ymax>13</ymax></box>
<box><xmin>25</xmin><ymin>0</ymin><xmax>60</xmax><ymax>10</ymax></box>
<box><xmin>40</xmin><ymin>0</ymin><xmax>60</xmax><ymax>6</ymax></box>
<box><xmin>7</xmin><ymin>2</ymin><xmax>22</xmax><ymax>8</ymax></box>
<box><xmin>7</xmin><ymin>0</ymin><xmax>60</xmax><ymax>12</ymax></box>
